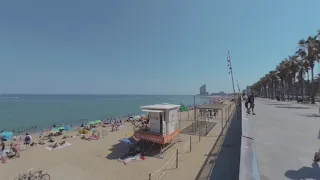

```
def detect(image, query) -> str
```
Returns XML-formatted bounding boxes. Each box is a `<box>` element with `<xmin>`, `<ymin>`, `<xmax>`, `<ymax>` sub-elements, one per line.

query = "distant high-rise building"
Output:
<box><xmin>200</xmin><ymin>84</ymin><xmax>207</xmax><ymax>95</ymax></box>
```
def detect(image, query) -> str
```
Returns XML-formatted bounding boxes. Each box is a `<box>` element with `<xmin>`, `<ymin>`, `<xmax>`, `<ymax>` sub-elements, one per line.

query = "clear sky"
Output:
<box><xmin>0</xmin><ymin>0</ymin><xmax>319</xmax><ymax>95</ymax></box>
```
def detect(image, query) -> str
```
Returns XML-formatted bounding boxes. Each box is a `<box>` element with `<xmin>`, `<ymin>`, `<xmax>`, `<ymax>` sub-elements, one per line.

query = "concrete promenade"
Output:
<box><xmin>248</xmin><ymin>98</ymin><xmax>320</xmax><ymax>180</ymax></box>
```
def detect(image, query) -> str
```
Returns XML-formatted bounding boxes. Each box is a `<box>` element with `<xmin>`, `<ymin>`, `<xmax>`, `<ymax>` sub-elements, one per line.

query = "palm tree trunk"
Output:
<box><xmin>311</xmin><ymin>65</ymin><xmax>315</xmax><ymax>104</ymax></box>
<box><xmin>302</xmin><ymin>71</ymin><xmax>305</xmax><ymax>100</ymax></box>
<box><xmin>307</xmin><ymin>71</ymin><xmax>310</xmax><ymax>97</ymax></box>
<box><xmin>272</xmin><ymin>80</ymin><xmax>275</xmax><ymax>99</ymax></box>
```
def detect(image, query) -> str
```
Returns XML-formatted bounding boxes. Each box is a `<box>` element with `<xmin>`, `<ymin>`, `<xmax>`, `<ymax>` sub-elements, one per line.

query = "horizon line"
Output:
<box><xmin>0</xmin><ymin>93</ymin><xmax>199</xmax><ymax>96</ymax></box>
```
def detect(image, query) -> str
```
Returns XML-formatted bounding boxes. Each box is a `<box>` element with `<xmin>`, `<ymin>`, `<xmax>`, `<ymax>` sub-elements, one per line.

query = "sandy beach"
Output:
<box><xmin>0</xmin><ymin>102</ymin><xmax>236</xmax><ymax>180</ymax></box>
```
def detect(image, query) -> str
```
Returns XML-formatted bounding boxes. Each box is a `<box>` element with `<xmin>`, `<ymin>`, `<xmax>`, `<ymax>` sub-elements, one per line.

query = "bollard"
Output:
<box><xmin>205</xmin><ymin>118</ymin><xmax>208</xmax><ymax>135</ymax></box>
<box><xmin>198</xmin><ymin>131</ymin><xmax>201</xmax><ymax>142</ymax></box>
<box><xmin>149</xmin><ymin>173</ymin><xmax>151</xmax><ymax>180</ymax></box>
<box><xmin>176</xmin><ymin>149</ymin><xmax>179</xmax><ymax>168</ymax></box>
<box><xmin>190</xmin><ymin>136</ymin><xmax>192</xmax><ymax>152</ymax></box>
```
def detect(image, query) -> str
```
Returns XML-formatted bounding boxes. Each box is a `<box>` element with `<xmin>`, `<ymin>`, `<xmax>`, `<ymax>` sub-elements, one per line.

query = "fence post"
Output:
<box><xmin>176</xmin><ymin>149</ymin><xmax>179</xmax><ymax>168</ymax></box>
<box><xmin>149</xmin><ymin>173</ymin><xmax>151</xmax><ymax>180</ymax></box>
<box><xmin>189</xmin><ymin>136</ymin><xmax>192</xmax><ymax>152</ymax></box>
<box><xmin>228</xmin><ymin>104</ymin><xmax>230</xmax><ymax>121</ymax></box>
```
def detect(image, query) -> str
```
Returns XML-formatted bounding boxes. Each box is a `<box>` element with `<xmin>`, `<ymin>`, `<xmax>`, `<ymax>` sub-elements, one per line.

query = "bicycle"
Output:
<box><xmin>31</xmin><ymin>169</ymin><xmax>50</xmax><ymax>180</ymax></box>
<box><xmin>15</xmin><ymin>168</ymin><xmax>50</xmax><ymax>180</ymax></box>
<box><xmin>102</xmin><ymin>129</ymin><xmax>108</xmax><ymax>137</ymax></box>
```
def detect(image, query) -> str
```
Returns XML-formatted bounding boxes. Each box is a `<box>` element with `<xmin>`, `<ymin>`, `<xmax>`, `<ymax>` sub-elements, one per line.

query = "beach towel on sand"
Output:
<box><xmin>45</xmin><ymin>142</ymin><xmax>72</xmax><ymax>151</ymax></box>
<box><xmin>118</xmin><ymin>154</ymin><xmax>145</xmax><ymax>165</ymax></box>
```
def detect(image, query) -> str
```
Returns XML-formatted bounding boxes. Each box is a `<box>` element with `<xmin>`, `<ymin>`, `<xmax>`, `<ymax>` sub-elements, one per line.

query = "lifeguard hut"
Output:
<box><xmin>134</xmin><ymin>103</ymin><xmax>181</xmax><ymax>147</ymax></box>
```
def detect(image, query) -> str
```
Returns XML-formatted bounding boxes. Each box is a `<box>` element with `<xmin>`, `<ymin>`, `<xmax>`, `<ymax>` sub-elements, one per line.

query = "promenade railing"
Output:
<box><xmin>149</xmin><ymin>101</ymin><xmax>237</xmax><ymax>180</ymax></box>
<box><xmin>239</xmin><ymin>99</ymin><xmax>261</xmax><ymax>180</ymax></box>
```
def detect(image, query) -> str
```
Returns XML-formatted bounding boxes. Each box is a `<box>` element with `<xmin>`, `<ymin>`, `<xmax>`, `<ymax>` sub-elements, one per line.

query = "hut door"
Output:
<box><xmin>160</xmin><ymin>113</ymin><xmax>163</xmax><ymax>135</ymax></box>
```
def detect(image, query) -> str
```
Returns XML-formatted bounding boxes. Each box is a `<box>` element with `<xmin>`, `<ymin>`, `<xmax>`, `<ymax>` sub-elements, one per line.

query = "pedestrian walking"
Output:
<box><xmin>243</xmin><ymin>93</ymin><xmax>249</xmax><ymax>114</ymax></box>
<box><xmin>248</xmin><ymin>92</ymin><xmax>256</xmax><ymax>115</ymax></box>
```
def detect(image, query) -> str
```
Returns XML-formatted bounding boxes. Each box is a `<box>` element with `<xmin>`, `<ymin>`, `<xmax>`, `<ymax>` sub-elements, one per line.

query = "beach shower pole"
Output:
<box><xmin>226</xmin><ymin>51</ymin><xmax>238</xmax><ymax>118</ymax></box>
<box><xmin>193</xmin><ymin>96</ymin><xmax>196</xmax><ymax>131</ymax></box>
<box><xmin>226</xmin><ymin>51</ymin><xmax>236</xmax><ymax>97</ymax></box>
<box><xmin>221</xmin><ymin>109</ymin><xmax>224</xmax><ymax>135</ymax></box>
<box><xmin>205</xmin><ymin>112</ymin><xmax>208</xmax><ymax>135</ymax></box>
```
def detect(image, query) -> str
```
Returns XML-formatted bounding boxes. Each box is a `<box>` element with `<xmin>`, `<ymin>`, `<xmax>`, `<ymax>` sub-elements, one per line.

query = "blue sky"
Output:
<box><xmin>0</xmin><ymin>0</ymin><xmax>319</xmax><ymax>95</ymax></box>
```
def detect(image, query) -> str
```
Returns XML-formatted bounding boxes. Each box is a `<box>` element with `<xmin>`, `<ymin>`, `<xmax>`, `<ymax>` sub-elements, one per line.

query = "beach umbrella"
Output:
<box><xmin>64</xmin><ymin>125</ymin><xmax>72</xmax><ymax>131</ymax></box>
<box><xmin>88</xmin><ymin>121</ymin><xmax>95</xmax><ymax>125</ymax></box>
<box><xmin>0</xmin><ymin>131</ymin><xmax>13</xmax><ymax>141</ymax></box>
<box><xmin>58</xmin><ymin>127</ymin><xmax>64</xmax><ymax>131</ymax></box>
<box><xmin>94</xmin><ymin>120</ymin><xmax>102</xmax><ymax>124</ymax></box>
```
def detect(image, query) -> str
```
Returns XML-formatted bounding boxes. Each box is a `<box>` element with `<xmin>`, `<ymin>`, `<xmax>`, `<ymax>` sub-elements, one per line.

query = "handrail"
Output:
<box><xmin>149</xmin><ymin>101</ymin><xmax>237</xmax><ymax>180</ymax></box>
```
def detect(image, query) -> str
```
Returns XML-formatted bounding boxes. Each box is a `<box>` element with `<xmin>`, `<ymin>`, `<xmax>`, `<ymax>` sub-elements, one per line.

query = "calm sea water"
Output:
<box><xmin>0</xmin><ymin>95</ymin><xmax>207</xmax><ymax>132</ymax></box>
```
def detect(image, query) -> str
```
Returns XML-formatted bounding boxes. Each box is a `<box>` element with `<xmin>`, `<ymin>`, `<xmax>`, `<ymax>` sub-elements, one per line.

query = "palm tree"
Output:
<box><xmin>297</xmin><ymin>36</ymin><xmax>320</xmax><ymax>104</ymax></box>
<box><xmin>276</xmin><ymin>60</ymin><xmax>290</xmax><ymax>98</ymax></box>
<box><xmin>287</xmin><ymin>55</ymin><xmax>299</xmax><ymax>98</ymax></box>
<box><xmin>269</xmin><ymin>70</ymin><xmax>278</xmax><ymax>99</ymax></box>
<box><xmin>249</xmin><ymin>29</ymin><xmax>320</xmax><ymax>103</ymax></box>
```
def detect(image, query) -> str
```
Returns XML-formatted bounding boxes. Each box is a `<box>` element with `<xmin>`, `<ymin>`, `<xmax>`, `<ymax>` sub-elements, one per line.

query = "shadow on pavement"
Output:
<box><xmin>265</xmin><ymin>103</ymin><xmax>284</xmax><ymax>105</ymax></box>
<box><xmin>208</xmin><ymin>110</ymin><xmax>241</xmax><ymax>180</ymax></box>
<box><xmin>265</xmin><ymin>103</ymin><xmax>292</xmax><ymax>105</ymax></box>
<box><xmin>284</xmin><ymin>162</ymin><xmax>320</xmax><ymax>180</ymax></box>
<box><xmin>275</xmin><ymin>106</ymin><xmax>311</xmax><ymax>109</ymax></box>
<box><xmin>193</xmin><ymin>109</ymin><xmax>240</xmax><ymax>180</ymax></box>
<box><xmin>298</xmin><ymin>114</ymin><xmax>320</xmax><ymax>118</ymax></box>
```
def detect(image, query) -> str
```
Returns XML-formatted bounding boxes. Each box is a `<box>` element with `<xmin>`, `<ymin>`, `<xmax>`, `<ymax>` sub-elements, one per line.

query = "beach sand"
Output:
<box><xmin>0</xmin><ymin>102</ymin><xmax>236</xmax><ymax>180</ymax></box>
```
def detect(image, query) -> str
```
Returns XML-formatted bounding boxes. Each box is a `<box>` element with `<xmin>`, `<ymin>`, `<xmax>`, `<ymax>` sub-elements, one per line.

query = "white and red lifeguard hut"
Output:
<box><xmin>134</xmin><ymin>103</ymin><xmax>181</xmax><ymax>145</ymax></box>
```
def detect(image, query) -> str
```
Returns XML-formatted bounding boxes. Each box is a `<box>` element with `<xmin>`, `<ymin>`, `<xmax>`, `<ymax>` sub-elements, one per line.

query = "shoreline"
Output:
<box><xmin>2</xmin><ymin>103</ymin><xmax>199</xmax><ymax>138</ymax></box>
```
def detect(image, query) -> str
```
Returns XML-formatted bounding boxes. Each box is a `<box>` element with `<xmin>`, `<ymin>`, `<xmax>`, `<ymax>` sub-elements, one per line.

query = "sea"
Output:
<box><xmin>0</xmin><ymin>94</ymin><xmax>208</xmax><ymax>133</ymax></box>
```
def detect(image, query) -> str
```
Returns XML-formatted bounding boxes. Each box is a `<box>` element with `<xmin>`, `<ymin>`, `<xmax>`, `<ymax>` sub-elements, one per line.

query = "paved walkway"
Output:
<box><xmin>248</xmin><ymin>98</ymin><xmax>320</xmax><ymax>180</ymax></box>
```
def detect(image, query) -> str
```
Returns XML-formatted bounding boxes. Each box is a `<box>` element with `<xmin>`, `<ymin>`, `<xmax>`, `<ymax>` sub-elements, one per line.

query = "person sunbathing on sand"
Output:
<box><xmin>62</xmin><ymin>134</ymin><xmax>70</xmax><ymax>139</ymax></box>
<box><xmin>30</xmin><ymin>142</ymin><xmax>37</xmax><ymax>146</ymax></box>
<box><xmin>59</xmin><ymin>141</ymin><xmax>66</xmax><ymax>146</ymax></box>
<box><xmin>62</xmin><ymin>134</ymin><xmax>74</xmax><ymax>139</ymax></box>
<box><xmin>49</xmin><ymin>141</ymin><xmax>66</xmax><ymax>150</ymax></box>
<box><xmin>48</xmin><ymin>137</ymin><xmax>55</xmax><ymax>143</ymax></box>
<box><xmin>81</xmin><ymin>133</ymin><xmax>99</xmax><ymax>141</ymax></box>
<box><xmin>81</xmin><ymin>135</ymin><xmax>92</xmax><ymax>141</ymax></box>
<box><xmin>49</xmin><ymin>143</ymin><xmax>59</xmax><ymax>150</ymax></box>
<box><xmin>38</xmin><ymin>136</ymin><xmax>45</xmax><ymax>145</ymax></box>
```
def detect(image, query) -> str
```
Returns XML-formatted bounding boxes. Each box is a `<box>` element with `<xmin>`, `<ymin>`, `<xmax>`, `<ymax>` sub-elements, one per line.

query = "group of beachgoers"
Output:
<box><xmin>0</xmin><ymin>102</ymin><xmax>208</xmax><ymax>165</ymax></box>
<box><xmin>0</xmin><ymin>133</ymin><xmax>34</xmax><ymax>163</ymax></box>
<box><xmin>0</xmin><ymin>114</ymin><xmax>155</xmax><ymax>164</ymax></box>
